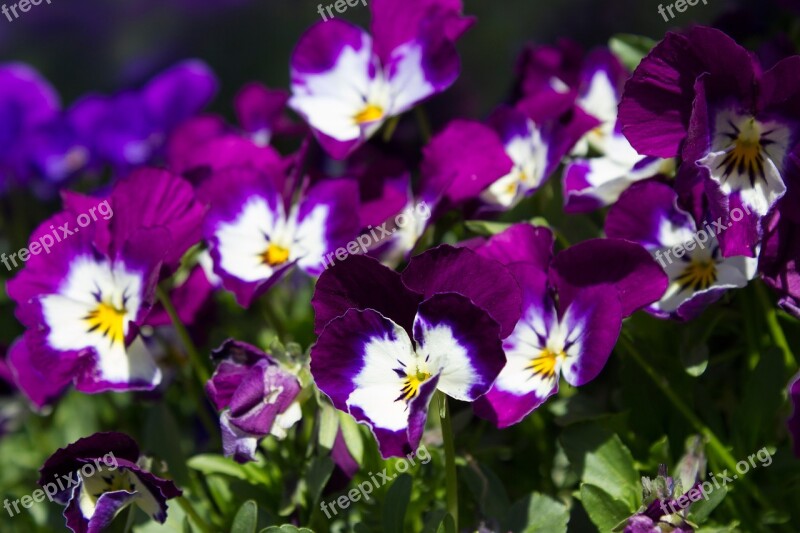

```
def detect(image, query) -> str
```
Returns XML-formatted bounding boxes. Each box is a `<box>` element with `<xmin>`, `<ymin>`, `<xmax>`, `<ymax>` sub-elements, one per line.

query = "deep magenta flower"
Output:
<box><xmin>199</xmin><ymin>165</ymin><xmax>360</xmax><ymax>307</ymax></box>
<box><xmin>619</xmin><ymin>26</ymin><xmax>800</xmax><ymax>257</ymax></box>
<box><xmin>38</xmin><ymin>432</ymin><xmax>181</xmax><ymax>533</ymax></box>
<box><xmin>471</xmin><ymin>224</ymin><xmax>668</xmax><ymax>427</ymax></box>
<box><xmin>760</xmin><ymin>201</ymin><xmax>800</xmax><ymax>318</ymax></box>
<box><xmin>310</xmin><ymin>246</ymin><xmax>521</xmax><ymax>457</ymax></box>
<box><xmin>289</xmin><ymin>0</ymin><xmax>473</xmax><ymax>159</ymax></box>
<box><xmin>7</xmin><ymin>168</ymin><xmax>205</xmax><ymax>405</ymax></box>
<box><xmin>606</xmin><ymin>180</ymin><xmax>757</xmax><ymax>320</ymax></box>
<box><xmin>206</xmin><ymin>340</ymin><xmax>302</xmax><ymax>463</ymax></box>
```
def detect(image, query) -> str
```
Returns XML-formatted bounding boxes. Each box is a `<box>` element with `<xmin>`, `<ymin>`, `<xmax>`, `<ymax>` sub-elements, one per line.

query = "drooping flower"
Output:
<box><xmin>7</xmin><ymin>168</ymin><xmax>205</xmax><ymax>405</ymax></box>
<box><xmin>606</xmin><ymin>180</ymin><xmax>758</xmax><ymax>320</ymax></box>
<box><xmin>38</xmin><ymin>432</ymin><xmax>181</xmax><ymax>533</ymax></box>
<box><xmin>759</xmin><ymin>200</ymin><xmax>800</xmax><ymax>318</ymax></box>
<box><xmin>514</xmin><ymin>44</ymin><xmax>669</xmax><ymax>211</ymax></box>
<box><xmin>311</xmin><ymin>246</ymin><xmax>521</xmax><ymax>457</ymax></box>
<box><xmin>289</xmin><ymin>0</ymin><xmax>473</xmax><ymax>159</ymax></box>
<box><xmin>206</xmin><ymin>340</ymin><xmax>303</xmax><ymax>463</ymax></box>
<box><xmin>199</xmin><ymin>164</ymin><xmax>360</xmax><ymax>307</ymax></box>
<box><xmin>472</xmin><ymin>224</ymin><xmax>668</xmax><ymax>427</ymax></box>
<box><xmin>423</xmin><ymin>101</ymin><xmax>596</xmax><ymax>213</ymax></box>
<box><xmin>619</xmin><ymin>26</ymin><xmax>800</xmax><ymax>257</ymax></box>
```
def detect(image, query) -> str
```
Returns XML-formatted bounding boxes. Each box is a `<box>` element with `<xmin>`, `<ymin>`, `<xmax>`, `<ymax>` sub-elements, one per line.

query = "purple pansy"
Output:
<box><xmin>38</xmin><ymin>432</ymin><xmax>181</xmax><ymax>533</ymax></box>
<box><xmin>7</xmin><ymin>168</ymin><xmax>205</xmax><ymax>404</ymax></box>
<box><xmin>619</xmin><ymin>26</ymin><xmax>800</xmax><ymax>257</ymax></box>
<box><xmin>789</xmin><ymin>372</ymin><xmax>800</xmax><ymax>457</ymax></box>
<box><xmin>289</xmin><ymin>0</ymin><xmax>473</xmax><ymax>159</ymax></box>
<box><xmin>472</xmin><ymin>224</ymin><xmax>668</xmax><ymax>427</ymax></box>
<box><xmin>199</xmin><ymin>164</ymin><xmax>360</xmax><ymax>308</ymax></box>
<box><xmin>0</xmin><ymin>63</ymin><xmax>61</xmax><ymax>190</ymax></box>
<box><xmin>423</xmin><ymin>100</ymin><xmax>595</xmax><ymax>213</ymax></box>
<box><xmin>760</xmin><ymin>202</ymin><xmax>800</xmax><ymax>318</ymax></box>
<box><xmin>624</xmin><ymin>465</ymin><xmax>697</xmax><ymax>533</ymax></box>
<box><xmin>310</xmin><ymin>246</ymin><xmax>520</xmax><ymax>457</ymax></box>
<box><xmin>73</xmin><ymin>60</ymin><xmax>217</xmax><ymax>173</ymax></box>
<box><xmin>206</xmin><ymin>340</ymin><xmax>303</xmax><ymax>463</ymax></box>
<box><xmin>606</xmin><ymin>180</ymin><xmax>758</xmax><ymax>320</ymax></box>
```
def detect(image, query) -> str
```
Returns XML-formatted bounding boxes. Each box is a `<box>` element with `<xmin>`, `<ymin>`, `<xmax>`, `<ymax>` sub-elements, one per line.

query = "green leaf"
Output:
<box><xmin>441</xmin><ymin>513</ymin><xmax>456</xmax><ymax>533</ymax></box>
<box><xmin>187</xmin><ymin>454</ymin><xmax>270</xmax><ymax>487</ymax></box>
<box><xmin>560</xmin><ymin>423</ymin><xmax>640</xmax><ymax>506</ymax></box>
<box><xmin>259</xmin><ymin>527</ymin><xmax>314</xmax><ymax>533</ymax></box>
<box><xmin>734</xmin><ymin>347</ymin><xmax>789</xmax><ymax>452</ymax></box>
<box><xmin>681</xmin><ymin>343</ymin><xmax>709</xmax><ymax>377</ymax></box>
<box><xmin>305</xmin><ymin>456</ymin><xmax>335</xmax><ymax>508</ymax></box>
<box><xmin>382</xmin><ymin>474</ymin><xmax>413</xmax><ymax>533</ymax></box>
<box><xmin>609</xmin><ymin>34</ymin><xmax>657</xmax><ymax>71</ymax></box>
<box><xmin>422</xmin><ymin>510</ymin><xmax>448</xmax><ymax>533</ymax></box>
<box><xmin>579</xmin><ymin>484</ymin><xmax>633</xmax><ymax>533</ymax></box>
<box><xmin>339</xmin><ymin>412</ymin><xmax>364</xmax><ymax>465</ymax></box>
<box><xmin>463</xmin><ymin>462</ymin><xmax>511</xmax><ymax>520</ymax></box>
<box><xmin>231</xmin><ymin>501</ymin><xmax>258</xmax><ymax>533</ymax></box>
<box><xmin>504</xmin><ymin>492</ymin><xmax>569</xmax><ymax>533</ymax></box>
<box><xmin>318</xmin><ymin>402</ymin><xmax>339</xmax><ymax>453</ymax></box>
<box><xmin>464</xmin><ymin>220</ymin><xmax>515</xmax><ymax>236</ymax></box>
<box><xmin>688</xmin><ymin>485</ymin><xmax>727</xmax><ymax>524</ymax></box>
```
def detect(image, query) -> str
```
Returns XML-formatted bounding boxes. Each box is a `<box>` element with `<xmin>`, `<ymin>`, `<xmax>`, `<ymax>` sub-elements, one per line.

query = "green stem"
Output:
<box><xmin>436</xmin><ymin>391</ymin><xmax>458</xmax><ymax>530</ymax></box>
<box><xmin>176</xmin><ymin>496</ymin><xmax>214</xmax><ymax>533</ymax></box>
<box><xmin>620</xmin><ymin>337</ymin><xmax>771</xmax><ymax>510</ymax></box>
<box><xmin>157</xmin><ymin>286</ymin><xmax>210</xmax><ymax>383</ymax></box>
<box><xmin>382</xmin><ymin>115</ymin><xmax>401</xmax><ymax>142</ymax></box>
<box><xmin>261</xmin><ymin>296</ymin><xmax>288</xmax><ymax>340</ymax></box>
<box><xmin>755</xmin><ymin>281</ymin><xmax>796</xmax><ymax>372</ymax></box>
<box><xmin>414</xmin><ymin>106</ymin><xmax>432</xmax><ymax>144</ymax></box>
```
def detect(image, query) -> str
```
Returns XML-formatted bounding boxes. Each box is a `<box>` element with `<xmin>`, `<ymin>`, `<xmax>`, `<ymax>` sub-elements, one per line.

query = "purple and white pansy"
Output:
<box><xmin>289</xmin><ymin>0</ymin><xmax>473</xmax><ymax>159</ymax></box>
<box><xmin>6</xmin><ymin>168</ymin><xmax>205</xmax><ymax>405</ymax></box>
<box><xmin>310</xmin><ymin>246</ymin><xmax>521</xmax><ymax>457</ymax></box>
<box><xmin>560</xmin><ymin>49</ymin><xmax>670</xmax><ymax>212</ymax></box>
<box><xmin>619</xmin><ymin>26</ymin><xmax>800</xmax><ymax>257</ymax></box>
<box><xmin>606</xmin><ymin>180</ymin><xmax>758</xmax><ymax>320</ymax></box>
<box><xmin>472</xmin><ymin>224</ymin><xmax>668</xmax><ymax>427</ymax></box>
<box><xmin>206</xmin><ymin>340</ymin><xmax>303</xmax><ymax>463</ymax></box>
<box><xmin>38</xmin><ymin>432</ymin><xmax>181</xmax><ymax>533</ymax></box>
<box><xmin>200</xmin><ymin>165</ymin><xmax>360</xmax><ymax>307</ymax></box>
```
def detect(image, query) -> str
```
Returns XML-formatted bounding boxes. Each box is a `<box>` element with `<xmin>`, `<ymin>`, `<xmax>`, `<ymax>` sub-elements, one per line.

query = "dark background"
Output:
<box><xmin>0</xmin><ymin>0</ymin><xmax>745</xmax><ymax>120</ymax></box>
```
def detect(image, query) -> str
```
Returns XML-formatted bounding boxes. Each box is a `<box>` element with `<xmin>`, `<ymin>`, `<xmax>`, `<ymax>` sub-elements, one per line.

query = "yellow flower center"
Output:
<box><xmin>528</xmin><ymin>348</ymin><xmax>565</xmax><ymax>378</ymax></box>
<box><xmin>261</xmin><ymin>243</ymin><xmax>290</xmax><ymax>266</ymax></box>
<box><xmin>83</xmin><ymin>302</ymin><xmax>127</xmax><ymax>346</ymax></box>
<box><xmin>676</xmin><ymin>259</ymin><xmax>718</xmax><ymax>292</ymax></box>
<box><xmin>398</xmin><ymin>369</ymin><xmax>432</xmax><ymax>402</ymax></box>
<box><xmin>354</xmin><ymin>104</ymin><xmax>384</xmax><ymax>125</ymax></box>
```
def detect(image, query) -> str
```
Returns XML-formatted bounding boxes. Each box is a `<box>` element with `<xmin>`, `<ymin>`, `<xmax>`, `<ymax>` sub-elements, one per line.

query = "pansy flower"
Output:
<box><xmin>759</xmin><ymin>201</ymin><xmax>800</xmax><ymax>318</ymax></box>
<box><xmin>421</xmin><ymin>100</ymin><xmax>595</xmax><ymax>213</ymax></box>
<box><xmin>0</xmin><ymin>63</ymin><xmax>60</xmax><ymax>190</ymax></box>
<box><xmin>38</xmin><ymin>432</ymin><xmax>181</xmax><ymax>533</ymax></box>
<box><xmin>206</xmin><ymin>340</ymin><xmax>303</xmax><ymax>463</ymax></box>
<box><xmin>606</xmin><ymin>180</ymin><xmax>758</xmax><ymax>320</ymax></box>
<box><xmin>619</xmin><ymin>26</ymin><xmax>800</xmax><ymax>257</ymax></box>
<box><xmin>311</xmin><ymin>246</ymin><xmax>521</xmax><ymax>457</ymax></box>
<box><xmin>472</xmin><ymin>224</ymin><xmax>668</xmax><ymax>427</ymax></box>
<box><xmin>7</xmin><ymin>168</ymin><xmax>205</xmax><ymax>405</ymax></box>
<box><xmin>289</xmin><ymin>0</ymin><xmax>473</xmax><ymax>159</ymax></box>
<box><xmin>200</xmin><ymin>165</ymin><xmax>360</xmax><ymax>307</ymax></box>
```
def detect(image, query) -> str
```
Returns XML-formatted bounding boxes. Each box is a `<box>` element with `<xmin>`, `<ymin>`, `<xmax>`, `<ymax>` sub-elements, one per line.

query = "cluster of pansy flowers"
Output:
<box><xmin>3</xmin><ymin>1</ymin><xmax>800</xmax><ymax>529</ymax></box>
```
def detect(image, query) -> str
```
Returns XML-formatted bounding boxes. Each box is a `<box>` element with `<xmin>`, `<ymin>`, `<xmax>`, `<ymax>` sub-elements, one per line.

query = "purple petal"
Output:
<box><xmin>142</xmin><ymin>60</ymin><xmax>217</xmax><ymax>133</ymax></box>
<box><xmin>473</xmin><ymin>223</ymin><xmax>555</xmax><ymax>271</ymax></box>
<box><xmin>401</xmin><ymin>245</ymin><xmax>522</xmax><ymax>337</ymax></box>
<box><xmin>549</xmin><ymin>239</ymin><xmax>668</xmax><ymax>317</ymax></box>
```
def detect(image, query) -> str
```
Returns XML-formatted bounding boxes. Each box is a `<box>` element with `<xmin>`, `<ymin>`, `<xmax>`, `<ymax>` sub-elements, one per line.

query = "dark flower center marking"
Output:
<box><xmin>716</xmin><ymin>117</ymin><xmax>777</xmax><ymax>187</ymax></box>
<box><xmin>676</xmin><ymin>259</ymin><xmax>717</xmax><ymax>292</ymax></box>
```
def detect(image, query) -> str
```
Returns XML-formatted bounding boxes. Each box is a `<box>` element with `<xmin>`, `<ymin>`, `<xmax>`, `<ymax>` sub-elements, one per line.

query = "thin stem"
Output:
<box><xmin>414</xmin><ymin>106</ymin><xmax>432</xmax><ymax>144</ymax></box>
<box><xmin>176</xmin><ymin>496</ymin><xmax>214</xmax><ymax>533</ymax></box>
<box><xmin>755</xmin><ymin>281</ymin><xmax>796</xmax><ymax>372</ymax></box>
<box><xmin>436</xmin><ymin>391</ymin><xmax>458</xmax><ymax>530</ymax></box>
<box><xmin>382</xmin><ymin>115</ymin><xmax>400</xmax><ymax>142</ymax></box>
<box><xmin>620</xmin><ymin>337</ymin><xmax>771</xmax><ymax>510</ymax></box>
<box><xmin>157</xmin><ymin>286</ymin><xmax>210</xmax><ymax>383</ymax></box>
